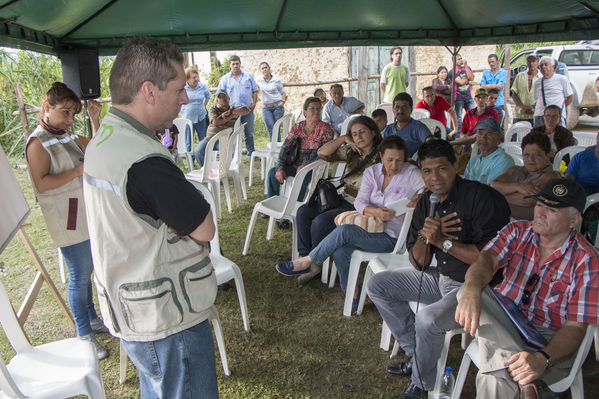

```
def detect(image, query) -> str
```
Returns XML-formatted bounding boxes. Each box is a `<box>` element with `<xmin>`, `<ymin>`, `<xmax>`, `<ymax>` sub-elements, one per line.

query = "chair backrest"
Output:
<box><xmin>339</xmin><ymin>114</ymin><xmax>359</xmax><ymax>136</ymax></box>
<box><xmin>192</xmin><ymin>182</ymin><xmax>222</xmax><ymax>255</ymax></box>
<box><xmin>227</xmin><ymin>123</ymin><xmax>247</xmax><ymax>174</ymax></box>
<box><xmin>203</xmin><ymin>129</ymin><xmax>232</xmax><ymax>180</ymax></box>
<box><xmin>499</xmin><ymin>142</ymin><xmax>524</xmax><ymax>166</ymax></box>
<box><xmin>391</xmin><ymin>206</ymin><xmax>416</xmax><ymax>254</ymax></box>
<box><xmin>269</xmin><ymin>114</ymin><xmax>293</xmax><ymax>148</ymax></box>
<box><xmin>173</xmin><ymin>117</ymin><xmax>193</xmax><ymax>154</ymax></box>
<box><xmin>281</xmin><ymin>113</ymin><xmax>293</xmax><ymax>143</ymax></box>
<box><xmin>505</xmin><ymin>124</ymin><xmax>531</xmax><ymax>142</ymax></box>
<box><xmin>411</xmin><ymin>109</ymin><xmax>430</xmax><ymax>120</ymax></box>
<box><xmin>512</xmin><ymin>120</ymin><xmax>532</xmax><ymax>129</ymax></box>
<box><xmin>376</xmin><ymin>102</ymin><xmax>394</xmax><ymax>123</ymax></box>
<box><xmin>584</xmin><ymin>193</ymin><xmax>599</xmax><ymax>247</ymax></box>
<box><xmin>233</xmin><ymin>117</ymin><xmax>242</xmax><ymax>132</ymax></box>
<box><xmin>280</xmin><ymin>160</ymin><xmax>328</xmax><ymax>214</ymax></box>
<box><xmin>420</xmin><ymin>118</ymin><xmax>447</xmax><ymax>140</ymax></box>
<box><xmin>573</xmin><ymin>132</ymin><xmax>597</xmax><ymax>147</ymax></box>
<box><xmin>469</xmin><ymin>142</ymin><xmax>480</xmax><ymax>163</ymax></box>
<box><xmin>291</xmin><ymin>108</ymin><xmax>304</xmax><ymax>124</ymax></box>
<box><xmin>0</xmin><ymin>279</ymin><xmax>32</xmax><ymax>397</ymax></box>
<box><xmin>553</xmin><ymin>145</ymin><xmax>585</xmax><ymax>172</ymax></box>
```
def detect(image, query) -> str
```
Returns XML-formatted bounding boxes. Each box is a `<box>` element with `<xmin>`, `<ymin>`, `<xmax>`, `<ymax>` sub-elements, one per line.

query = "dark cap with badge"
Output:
<box><xmin>527</xmin><ymin>178</ymin><xmax>586</xmax><ymax>213</ymax></box>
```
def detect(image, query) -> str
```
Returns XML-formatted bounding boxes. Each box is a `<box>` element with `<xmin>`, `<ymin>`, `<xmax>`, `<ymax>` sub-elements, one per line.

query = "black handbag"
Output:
<box><xmin>279</xmin><ymin>136</ymin><xmax>301</xmax><ymax>166</ymax></box>
<box><xmin>308</xmin><ymin>149</ymin><xmax>377</xmax><ymax>213</ymax></box>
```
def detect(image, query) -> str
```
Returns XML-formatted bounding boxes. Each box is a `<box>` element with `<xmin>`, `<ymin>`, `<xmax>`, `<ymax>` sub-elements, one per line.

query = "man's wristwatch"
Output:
<box><xmin>536</xmin><ymin>350</ymin><xmax>552</xmax><ymax>369</ymax></box>
<box><xmin>442</xmin><ymin>239</ymin><xmax>453</xmax><ymax>253</ymax></box>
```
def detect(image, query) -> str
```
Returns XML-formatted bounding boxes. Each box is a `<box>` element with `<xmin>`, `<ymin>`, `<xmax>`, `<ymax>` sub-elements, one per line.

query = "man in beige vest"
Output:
<box><xmin>83</xmin><ymin>37</ymin><xmax>218</xmax><ymax>398</ymax></box>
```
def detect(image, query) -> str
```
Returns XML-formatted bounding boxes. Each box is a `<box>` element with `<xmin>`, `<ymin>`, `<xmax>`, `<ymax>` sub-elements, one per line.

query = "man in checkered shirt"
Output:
<box><xmin>456</xmin><ymin>178</ymin><xmax>599</xmax><ymax>399</ymax></box>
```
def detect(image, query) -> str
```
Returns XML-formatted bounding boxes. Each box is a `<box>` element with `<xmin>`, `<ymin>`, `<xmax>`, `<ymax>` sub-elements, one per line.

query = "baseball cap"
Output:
<box><xmin>215</xmin><ymin>90</ymin><xmax>228</xmax><ymax>97</ymax></box>
<box><xmin>526</xmin><ymin>53</ymin><xmax>539</xmax><ymax>60</ymax></box>
<box><xmin>474</xmin><ymin>117</ymin><xmax>502</xmax><ymax>134</ymax></box>
<box><xmin>527</xmin><ymin>178</ymin><xmax>586</xmax><ymax>213</ymax></box>
<box><xmin>474</xmin><ymin>87</ymin><xmax>488</xmax><ymax>97</ymax></box>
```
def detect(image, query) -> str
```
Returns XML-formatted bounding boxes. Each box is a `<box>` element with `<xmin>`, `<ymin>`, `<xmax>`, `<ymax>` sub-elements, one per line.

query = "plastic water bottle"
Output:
<box><xmin>439</xmin><ymin>366</ymin><xmax>455</xmax><ymax>399</ymax></box>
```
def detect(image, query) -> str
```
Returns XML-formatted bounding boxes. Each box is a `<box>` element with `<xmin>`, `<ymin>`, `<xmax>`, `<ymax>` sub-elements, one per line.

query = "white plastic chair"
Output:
<box><xmin>499</xmin><ymin>142</ymin><xmax>524</xmax><ymax>166</ymax></box>
<box><xmin>118</xmin><ymin>305</ymin><xmax>231</xmax><ymax>381</ymax></box>
<box><xmin>185</xmin><ymin>128</ymin><xmax>231</xmax><ymax>219</ymax></box>
<box><xmin>173</xmin><ymin>117</ymin><xmax>194</xmax><ymax>171</ymax></box>
<box><xmin>243</xmin><ymin>160</ymin><xmax>328</xmax><ymax>259</ymax></box>
<box><xmin>291</xmin><ymin>108</ymin><xmax>304</xmax><ymax>124</ymax></box>
<box><xmin>505</xmin><ymin>124</ymin><xmax>531</xmax><ymax>142</ymax></box>
<box><xmin>329</xmin><ymin>201</ymin><xmax>415</xmax><ymax>316</ymax></box>
<box><xmin>411</xmin><ymin>109</ymin><xmax>430</xmax><ymax>120</ymax></box>
<box><xmin>420</xmin><ymin>118</ymin><xmax>447</xmax><ymax>140</ymax></box>
<box><xmin>228</xmin><ymin>122</ymin><xmax>248</xmax><ymax>204</ymax></box>
<box><xmin>512</xmin><ymin>120</ymin><xmax>532</xmax><ymax>129</ymax></box>
<box><xmin>191</xmin><ymin>182</ymin><xmax>250</xmax><ymax>331</ymax></box>
<box><xmin>0</xmin><ymin>278</ymin><xmax>106</xmax><ymax>398</ymax></box>
<box><xmin>339</xmin><ymin>114</ymin><xmax>359</xmax><ymax>136</ymax></box>
<box><xmin>573</xmin><ymin>132</ymin><xmax>597</xmax><ymax>147</ymax></box>
<box><xmin>553</xmin><ymin>145</ymin><xmax>585</xmax><ymax>172</ymax></box>
<box><xmin>376</xmin><ymin>102</ymin><xmax>394</xmax><ymax>123</ymax></box>
<box><xmin>582</xmin><ymin>193</ymin><xmax>599</xmax><ymax>361</ymax></box>
<box><xmin>451</xmin><ymin>324</ymin><xmax>596</xmax><ymax>399</ymax></box>
<box><xmin>249</xmin><ymin>114</ymin><xmax>292</xmax><ymax>186</ymax></box>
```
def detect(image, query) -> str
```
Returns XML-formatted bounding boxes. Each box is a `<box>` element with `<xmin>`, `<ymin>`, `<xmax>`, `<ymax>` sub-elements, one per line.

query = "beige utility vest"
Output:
<box><xmin>83</xmin><ymin>108</ymin><xmax>216</xmax><ymax>342</ymax></box>
<box><xmin>26</xmin><ymin>125</ymin><xmax>89</xmax><ymax>248</ymax></box>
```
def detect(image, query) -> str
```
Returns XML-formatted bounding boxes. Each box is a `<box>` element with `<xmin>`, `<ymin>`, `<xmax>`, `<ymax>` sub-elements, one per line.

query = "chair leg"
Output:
<box><xmin>222</xmin><ymin>176</ymin><xmax>233</xmax><ymax>212</ymax></box>
<box><xmin>185</xmin><ymin>153</ymin><xmax>194</xmax><ymax>171</ymax></box>
<box><xmin>232</xmin><ymin>265</ymin><xmax>250</xmax><ymax>332</ymax></box>
<box><xmin>208</xmin><ymin>180</ymin><xmax>222</xmax><ymax>220</ymax></box>
<box><xmin>432</xmin><ymin>330</ymin><xmax>460</xmax><ymax>394</ymax></box>
<box><xmin>343</xmin><ymin>257</ymin><xmax>362</xmax><ymax>317</ymax></box>
<box><xmin>594</xmin><ymin>328</ymin><xmax>599</xmax><ymax>361</ymax></box>
<box><xmin>209</xmin><ymin>311</ymin><xmax>230</xmax><ymax>376</ymax></box>
<box><xmin>248</xmin><ymin>156</ymin><xmax>255</xmax><ymax>186</ymax></box>
<box><xmin>119</xmin><ymin>341</ymin><xmax>128</xmax><ymax>384</ymax></box>
<box><xmin>266</xmin><ymin>217</ymin><xmax>275</xmax><ymax>240</ymax></box>
<box><xmin>569</xmin><ymin>372</ymin><xmax>584</xmax><ymax>399</ymax></box>
<box><xmin>239</xmin><ymin>170</ymin><xmax>248</xmax><ymax>200</ymax></box>
<box><xmin>451</xmin><ymin>348</ymin><xmax>473</xmax><ymax>399</ymax></box>
<box><xmin>328</xmin><ymin>262</ymin><xmax>337</xmax><ymax>288</ymax></box>
<box><xmin>321</xmin><ymin>258</ymin><xmax>330</xmax><ymax>284</ymax></box>
<box><xmin>291</xmin><ymin>218</ymin><xmax>299</xmax><ymax>260</ymax></box>
<box><xmin>390</xmin><ymin>340</ymin><xmax>400</xmax><ymax>358</ymax></box>
<box><xmin>242</xmin><ymin>207</ymin><xmax>259</xmax><ymax>255</ymax></box>
<box><xmin>357</xmin><ymin>265</ymin><xmax>374</xmax><ymax>315</ymax></box>
<box><xmin>231</xmin><ymin>173</ymin><xmax>242</xmax><ymax>206</ymax></box>
<box><xmin>380</xmin><ymin>321</ymin><xmax>392</xmax><ymax>351</ymax></box>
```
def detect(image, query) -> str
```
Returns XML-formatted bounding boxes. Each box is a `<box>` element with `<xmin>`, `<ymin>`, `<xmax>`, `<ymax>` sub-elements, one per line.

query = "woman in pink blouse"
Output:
<box><xmin>276</xmin><ymin>136</ymin><xmax>425</xmax><ymax>312</ymax></box>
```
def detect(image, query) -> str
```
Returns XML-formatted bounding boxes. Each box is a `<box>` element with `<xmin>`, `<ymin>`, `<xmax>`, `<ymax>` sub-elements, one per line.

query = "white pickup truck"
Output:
<box><xmin>500</xmin><ymin>42</ymin><xmax>599</xmax><ymax>129</ymax></box>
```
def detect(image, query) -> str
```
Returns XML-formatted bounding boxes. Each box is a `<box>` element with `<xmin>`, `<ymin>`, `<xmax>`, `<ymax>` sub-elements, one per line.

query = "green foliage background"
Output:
<box><xmin>0</xmin><ymin>50</ymin><xmax>113</xmax><ymax>157</ymax></box>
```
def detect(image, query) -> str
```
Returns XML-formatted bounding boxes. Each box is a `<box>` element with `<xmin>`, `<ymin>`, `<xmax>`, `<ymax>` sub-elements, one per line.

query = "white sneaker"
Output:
<box><xmin>80</xmin><ymin>333</ymin><xmax>109</xmax><ymax>360</ymax></box>
<box><xmin>90</xmin><ymin>317</ymin><xmax>109</xmax><ymax>334</ymax></box>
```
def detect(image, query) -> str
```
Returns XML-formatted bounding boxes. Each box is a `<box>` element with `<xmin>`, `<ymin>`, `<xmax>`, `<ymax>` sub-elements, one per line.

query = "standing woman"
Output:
<box><xmin>26</xmin><ymin>82</ymin><xmax>108</xmax><ymax>360</ymax></box>
<box><xmin>181</xmin><ymin>67</ymin><xmax>211</xmax><ymax>153</ymax></box>
<box><xmin>256</xmin><ymin>61</ymin><xmax>287</xmax><ymax>141</ymax></box>
<box><xmin>432</xmin><ymin>66</ymin><xmax>451</xmax><ymax>103</ymax></box>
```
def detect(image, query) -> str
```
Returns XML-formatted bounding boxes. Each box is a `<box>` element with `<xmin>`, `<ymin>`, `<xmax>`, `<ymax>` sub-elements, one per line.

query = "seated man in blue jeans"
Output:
<box><xmin>367</xmin><ymin>139</ymin><xmax>510</xmax><ymax>399</ymax></box>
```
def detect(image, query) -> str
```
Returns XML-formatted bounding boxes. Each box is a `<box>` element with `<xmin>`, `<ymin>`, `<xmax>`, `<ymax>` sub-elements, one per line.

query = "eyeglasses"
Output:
<box><xmin>522</xmin><ymin>273</ymin><xmax>540</xmax><ymax>306</ymax></box>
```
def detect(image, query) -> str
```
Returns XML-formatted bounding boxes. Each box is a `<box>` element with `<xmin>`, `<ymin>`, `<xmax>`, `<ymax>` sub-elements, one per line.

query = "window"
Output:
<box><xmin>559</xmin><ymin>50</ymin><xmax>599</xmax><ymax>66</ymax></box>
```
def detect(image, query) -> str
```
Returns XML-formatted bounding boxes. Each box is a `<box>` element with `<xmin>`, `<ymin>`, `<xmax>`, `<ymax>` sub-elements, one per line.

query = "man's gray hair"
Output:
<box><xmin>568</xmin><ymin>207</ymin><xmax>580</xmax><ymax>218</ymax></box>
<box><xmin>540</xmin><ymin>56</ymin><xmax>556</xmax><ymax>66</ymax></box>
<box><xmin>109</xmin><ymin>36</ymin><xmax>184</xmax><ymax>105</ymax></box>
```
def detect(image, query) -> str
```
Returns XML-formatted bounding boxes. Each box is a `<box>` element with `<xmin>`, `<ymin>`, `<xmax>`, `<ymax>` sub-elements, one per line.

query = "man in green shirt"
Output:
<box><xmin>380</xmin><ymin>47</ymin><xmax>410</xmax><ymax>103</ymax></box>
<box><xmin>511</xmin><ymin>54</ymin><xmax>541</xmax><ymax>124</ymax></box>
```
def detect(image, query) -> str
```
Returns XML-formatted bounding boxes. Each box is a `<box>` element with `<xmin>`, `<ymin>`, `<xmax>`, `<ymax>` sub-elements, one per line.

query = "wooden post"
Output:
<box><xmin>357</xmin><ymin>46</ymin><xmax>368</xmax><ymax>103</ymax></box>
<box><xmin>14</xmin><ymin>83</ymin><xmax>31</xmax><ymax>140</ymax></box>
<box><xmin>408</xmin><ymin>46</ymin><xmax>417</xmax><ymax>99</ymax></box>
<box><xmin>504</xmin><ymin>44</ymin><xmax>512</xmax><ymax>129</ymax></box>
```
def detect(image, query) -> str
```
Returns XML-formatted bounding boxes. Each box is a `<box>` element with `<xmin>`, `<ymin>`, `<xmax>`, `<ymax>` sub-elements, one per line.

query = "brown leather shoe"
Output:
<box><xmin>519</xmin><ymin>380</ymin><xmax>540</xmax><ymax>399</ymax></box>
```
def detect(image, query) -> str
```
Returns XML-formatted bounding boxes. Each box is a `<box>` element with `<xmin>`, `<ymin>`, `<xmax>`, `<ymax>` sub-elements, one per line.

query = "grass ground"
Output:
<box><xmin>1</xmin><ymin>118</ymin><xmax>598</xmax><ymax>398</ymax></box>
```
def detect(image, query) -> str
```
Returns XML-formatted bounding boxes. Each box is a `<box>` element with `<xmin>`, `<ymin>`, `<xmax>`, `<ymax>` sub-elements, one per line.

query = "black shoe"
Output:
<box><xmin>386</xmin><ymin>361</ymin><xmax>412</xmax><ymax>376</ymax></box>
<box><xmin>277</xmin><ymin>219</ymin><xmax>290</xmax><ymax>229</ymax></box>
<box><xmin>401</xmin><ymin>382</ymin><xmax>427</xmax><ymax>399</ymax></box>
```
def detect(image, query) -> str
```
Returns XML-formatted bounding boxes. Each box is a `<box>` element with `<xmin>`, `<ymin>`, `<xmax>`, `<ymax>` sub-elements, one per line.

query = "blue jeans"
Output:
<box><xmin>454</xmin><ymin>97</ymin><xmax>474</xmax><ymax>136</ymax></box>
<box><xmin>309</xmin><ymin>224</ymin><xmax>396</xmax><ymax>291</ymax></box>
<box><xmin>194</xmin><ymin>139</ymin><xmax>219</xmax><ymax>167</ymax></box>
<box><xmin>266</xmin><ymin>165</ymin><xmax>311</xmax><ymax>200</ymax></box>
<box><xmin>60</xmin><ymin>240</ymin><xmax>98</xmax><ymax>336</ymax></box>
<box><xmin>262</xmin><ymin>105</ymin><xmax>285</xmax><ymax>141</ymax></box>
<box><xmin>185</xmin><ymin>118</ymin><xmax>208</xmax><ymax>152</ymax></box>
<box><xmin>240</xmin><ymin>111</ymin><xmax>255</xmax><ymax>156</ymax></box>
<box><xmin>296</xmin><ymin>198</ymin><xmax>355</xmax><ymax>256</ymax></box>
<box><xmin>122</xmin><ymin>320</ymin><xmax>218</xmax><ymax>399</ymax></box>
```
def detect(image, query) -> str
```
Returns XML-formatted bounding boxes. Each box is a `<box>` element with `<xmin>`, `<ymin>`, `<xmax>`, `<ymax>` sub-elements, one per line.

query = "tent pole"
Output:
<box><xmin>444</xmin><ymin>45</ymin><xmax>461</xmax><ymax>108</ymax></box>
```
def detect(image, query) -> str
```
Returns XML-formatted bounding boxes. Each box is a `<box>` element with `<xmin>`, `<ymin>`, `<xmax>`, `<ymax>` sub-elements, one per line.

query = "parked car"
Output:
<box><xmin>500</xmin><ymin>42</ymin><xmax>599</xmax><ymax>129</ymax></box>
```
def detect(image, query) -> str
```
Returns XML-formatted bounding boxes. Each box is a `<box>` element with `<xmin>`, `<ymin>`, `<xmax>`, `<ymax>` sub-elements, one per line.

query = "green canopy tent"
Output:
<box><xmin>1</xmin><ymin>0</ymin><xmax>599</xmax><ymax>55</ymax></box>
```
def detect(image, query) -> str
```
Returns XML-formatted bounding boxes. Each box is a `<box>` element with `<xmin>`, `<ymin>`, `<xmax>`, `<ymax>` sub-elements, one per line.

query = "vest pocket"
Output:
<box><xmin>118</xmin><ymin>279</ymin><xmax>183</xmax><ymax>334</ymax></box>
<box><xmin>96</xmin><ymin>284</ymin><xmax>120</xmax><ymax>333</ymax></box>
<box><xmin>179</xmin><ymin>259</ymin><xmax>217</xmax><ymax>313</ymax></box>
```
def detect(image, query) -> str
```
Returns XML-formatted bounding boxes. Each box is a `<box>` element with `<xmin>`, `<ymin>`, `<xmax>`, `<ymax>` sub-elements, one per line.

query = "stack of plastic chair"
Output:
<box><xmin>243</xmin><ymin>160</ymin><xmax>328</xmax><ymax>259</ymax></box>
<box><xmin>173</xmin><ymin>117</ymin><xmax>194</xmax><ymax>171</ymax></box>
<box><xmin>0</xmin><ymin>278</ymin><xmax>106</xmax><ymax>398</ymax></box>
<box><xmin>411</xmin><ymin>109</ymin><xmax>430</xmax><ymax>120</ymax></box>
<box><xmin>227</xmin><ymin>122</ymin><xmax>248</xmax><ymax>204</ymax></box>
<box><xmin>185</xmin><ymin>128</ymin><xmax>231</xmax><ymax>219</ymax></box>
<box><xmin>249</xmin><ymin>114</ymin><xmax>292</xmax><ymax>186</ymax></box>
<box><xmin>451</xmin><ymin>324</ymin><xmax>596</xmax><ymax>399</ymax></box>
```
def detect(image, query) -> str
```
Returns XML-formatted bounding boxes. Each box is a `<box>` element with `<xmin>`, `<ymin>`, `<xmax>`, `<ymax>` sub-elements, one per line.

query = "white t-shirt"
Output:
<box><xmin>533</xmin><ymin>74</ymin><xmax>573</xmax><ymax>118</ymax></box>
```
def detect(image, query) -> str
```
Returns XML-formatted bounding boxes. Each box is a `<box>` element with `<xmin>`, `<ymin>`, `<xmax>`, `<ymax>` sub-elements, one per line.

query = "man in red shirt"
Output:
<box><xmin>415</xmin><ymin>86</ymin><xmax>458</xmax><ymax>139</ymax></box>
<box><xmin>452</xmin><ymin>87</ymin><xmax>500</xmax><ymax>147</ymax></box>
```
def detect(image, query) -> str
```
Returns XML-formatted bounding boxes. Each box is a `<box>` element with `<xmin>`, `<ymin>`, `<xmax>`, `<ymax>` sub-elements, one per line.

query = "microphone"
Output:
<box><xmin>426</xmin><ymin>193</ymin><xmax>441</xmax><ymax>245</ymax></box>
